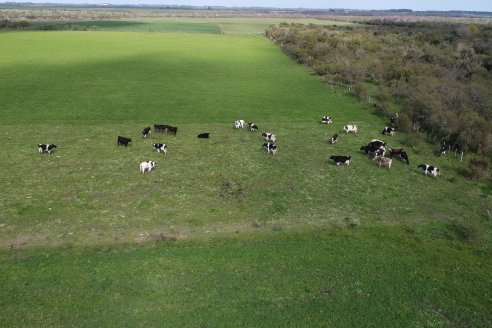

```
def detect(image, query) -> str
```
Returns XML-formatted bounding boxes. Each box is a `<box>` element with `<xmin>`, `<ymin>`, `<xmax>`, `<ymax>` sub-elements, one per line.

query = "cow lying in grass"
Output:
<box><xmin>38</xmin><ymin>144</ymin><xmax>57</xmax><ymax>154</ymax></box>
<box><xmin>330</xmin><ymin>134</ymin><xmax>338</xmax><ymax>144</ymax></box>
<box><xmin>140</xmin><ymin>161</ymin><xmax>156</xmax><ymax>174</ymax></box>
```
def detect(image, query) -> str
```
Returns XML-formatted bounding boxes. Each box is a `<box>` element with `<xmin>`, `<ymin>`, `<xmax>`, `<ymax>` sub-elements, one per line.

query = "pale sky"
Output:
<box><xmin>5</xmin><ymin>1</ymin><xmax>492</xmax><ymax>12</ymax></box>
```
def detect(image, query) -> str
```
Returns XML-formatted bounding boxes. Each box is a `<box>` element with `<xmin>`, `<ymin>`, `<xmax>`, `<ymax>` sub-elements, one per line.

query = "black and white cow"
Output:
<box><xmin>117</xmin><ymin>136</ymin><xmax>132</xmax><ymax>147</ymax></box>
<box><xmin>360</xmin><ymin>144</ymin><xmax>386</xmax><ymax>157</ymax></box>
<box><xmin>263</xmin><ymin>143</ymin><xmax>277</xmax><ymax>155</ymax></box>
<box><xmin>139</xmin><ymin>161</ymin><xmax>156</xmax><ymax>174</ymax></box>
<box><xmin>234</xmin><ymin>120</ymin><xmax>245</xmax><ymax>129</ymax></box>
<box><xmin>382</xmin><ymin>126</ymin><xmax>396</xmax><ymax>136</ymax></box>
<box><xmin>248</xmin><ymin>122</ymin><xmax>258</xmax><ymax>131</ymax></box>
<box><xmin>437</xmin><ymin>144</ymin><xmax>448</xmax><ymax>157</ymax></box>
<box><xmin>330</xmin><ymin>133</ymin><xmax>339</xmax><ymax>144</ymax></box>
<box><xmin>329</xmin><ymin>155</ymin><xmax>351</xmax><ymax>166</ymax></box>
<box><xmin>374</xmin><ymin>147</ymin><xmax>386</xmax><ymax>157</ymax></box>
<box><xmin>321</xmin><ymin>116</ymin><xmax>333</xmax><ymax>124</ymax></box>
<box><xmin>152</xmin><ymin>143</ymin><xmax>167</xmax><ymax>154</ymax></box>
<box><xmin>262</xmin><ymin>133</ymin><xmax>276</xmax><ymax>143</ymax></box>
<box><xmin>418</xmin><ymin>164</ymin><xmax>440</xmax><ymax>177</ymax></box>
<box><xmin>38</xmin><ymin>144</ymin><xmax>57</xmax><ymax>154</ymax></box>
<box><xmin>343</xmin><ymin>125</ymin><xmax>357</xmax><ymax>133</ymax></box>
<box><xmin>142</xmin><ymin>127</ymin><xmax>152</xmax><ymax>138</ymax></box>
<box><xmin>390</xmin><ymin>113</ymin><xmax>399</xmax><ymax>125</ymax></box>
<box><xmin>198</xmin><ymin>133</ymin><xmax>210</xmax><ymax>138</ymax></box>
<box><xmin>370</xmin><ymin>139</ymin><xmax>386</xmax><ymax>146</ymax></box>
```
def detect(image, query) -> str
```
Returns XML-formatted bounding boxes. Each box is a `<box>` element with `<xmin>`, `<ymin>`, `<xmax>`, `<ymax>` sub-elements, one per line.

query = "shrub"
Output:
<box><xmin>467</xmin><ymin>158</ymin><xmax>490</xmax><ymax>180</ymax></box>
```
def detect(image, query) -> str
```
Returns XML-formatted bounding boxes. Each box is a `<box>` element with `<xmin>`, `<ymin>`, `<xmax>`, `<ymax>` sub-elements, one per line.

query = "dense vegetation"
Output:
<box><xmin>266</xmin><ymin>22</ymin><xmax>492</xmax><ymax>156</ymax></box>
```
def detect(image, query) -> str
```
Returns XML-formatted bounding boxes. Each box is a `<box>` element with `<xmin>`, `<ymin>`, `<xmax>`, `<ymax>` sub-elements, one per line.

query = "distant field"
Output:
<box><xmin>0</xmin><ymin>30</ymin><xmax>490</xmax><ymax>326</ymax></box>
<box><xmin>28</xmin><ymin>17</ymin><xmax>355</xmax><ymax>34</ymax></box>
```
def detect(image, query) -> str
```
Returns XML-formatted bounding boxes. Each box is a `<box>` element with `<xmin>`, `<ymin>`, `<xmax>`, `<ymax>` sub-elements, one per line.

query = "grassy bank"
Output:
<box><xmin>1</xmin><ymin>226</ymin><xmax>491</xmax><ymax>327</ymax></box>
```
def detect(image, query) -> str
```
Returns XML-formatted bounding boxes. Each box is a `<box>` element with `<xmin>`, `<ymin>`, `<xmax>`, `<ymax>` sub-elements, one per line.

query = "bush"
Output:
<box><xmin>467</xmin><ymin>158</ymin><xmax>490</xmax><ymax>180</ymax></box>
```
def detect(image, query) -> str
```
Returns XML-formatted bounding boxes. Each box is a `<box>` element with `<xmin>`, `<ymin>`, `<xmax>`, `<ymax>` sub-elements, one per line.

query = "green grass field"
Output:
<box><xmin>0</xmin><ymin>30</ymin><xmax>491</xmax><ymax>326</ymax></box>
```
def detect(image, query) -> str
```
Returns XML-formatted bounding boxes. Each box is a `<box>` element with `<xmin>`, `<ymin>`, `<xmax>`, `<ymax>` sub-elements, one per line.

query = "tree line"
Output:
<box><xmin>265</xmin><ymin>21</ymin><xmax>492</xmax><ymax>156</ymax></box>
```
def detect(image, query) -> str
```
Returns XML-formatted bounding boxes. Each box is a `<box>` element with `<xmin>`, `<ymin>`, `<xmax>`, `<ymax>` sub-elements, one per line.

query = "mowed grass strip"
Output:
<box><xmin>0</xmin><ymin>31</ymin><xmax>490</xmax><ymax>247</ymax></box>
<box><xmin>1</xmin><ymin>227</ymin><xmax>490</xmax><ymax>327</ymax></box>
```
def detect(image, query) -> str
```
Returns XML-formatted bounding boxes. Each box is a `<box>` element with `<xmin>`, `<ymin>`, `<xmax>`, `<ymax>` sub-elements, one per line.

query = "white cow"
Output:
<box><xmin>140</xmin><ymin>161</ymin><xmax>156</xmax><ymax>174</ymax></box>
<box><xmin>234</xmin><ymin>120</ymin><xmax>245</xmax><ymax>129</ymax></box>
<box><xmin>343</xmin><ymin>125</ymin><xmax>358</xmax><ymax>133</ymax></box>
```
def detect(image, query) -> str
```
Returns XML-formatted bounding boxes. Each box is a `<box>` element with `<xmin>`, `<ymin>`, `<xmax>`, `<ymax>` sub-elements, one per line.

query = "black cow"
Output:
<box><xmin>154</xmin><ymin>124</ymin><xmax>178</xmax><ymax>135</ymax></box>
<box><xmin>330</xmin><ymin>133</ymin><xmax>339</xmax><ymax>144</ymax></box>
<box><xmin>142</xmin><ymin>127</ymin><xmax>151</xmax><ymax>138</ymax></box>
<box><xmin>400</xmin><ymin>151</ymin><xmax>410</xmax><ymax>164</ymax></box>
<box><xmin>38</xmin><ymin>144</ymin><xmax>57</xmax><ymax>154</ymax></box>
<box><xmin>329</xmin><ymin>155</ymin><xmax>351</xmax><ymax>166</ymax></box>
<box><xmin>167</xmin><ymin>126</ymin><xmax>178</xmax><ymax>135</ymax></box>
<box><xmin>418</xmin><ymin>164</ymin><xmax>440</xmax><ymax>177</ymax></box>
<box><xmin>154</xmin><ymin>124</ymin><xmax>170</xmax><ymax>133</ymax></box>
<box><xmin>117</xmin><ymin>136</ymin><xmax>132</xmax><ymax>147</ymax></box>
<box><xmin>198</xmin><ymin>133</ymin><xmax>210</xmax><ymax>138</ymax></box>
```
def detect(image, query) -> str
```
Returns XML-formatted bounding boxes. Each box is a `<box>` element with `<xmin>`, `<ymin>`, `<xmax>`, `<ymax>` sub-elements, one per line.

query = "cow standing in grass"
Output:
<box><xmin>117</xmin><ymin>136</ymin><xmax>132</xmax><ymax>147</ymax></box>
<box><xmin>142</xmin><ymin>127</ymin><xmax>151</xmax><ymax>138</ymax></box>
<box><xmin>418</xmin><ymin>164</ymin><xmax>440</xmax><ymax>177</ymax></box>
<box><xmin>343</xmin><ymin>125</ymin><xmax>357</xmax><ymax>133</ymax></box>
<box><xmin>140</xmin><ymin>161</ymin><xmax>156</xmax><ymax>174</ymax></box>
<box><xmin>38</xmin><ymin>144</ymin><xmax>57</xmax><ymax>154</ymax></box>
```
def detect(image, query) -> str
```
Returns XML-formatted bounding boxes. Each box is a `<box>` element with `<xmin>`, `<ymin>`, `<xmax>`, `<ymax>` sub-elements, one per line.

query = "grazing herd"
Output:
<box><xmin>324</xmin><ymin>114</ymin><xmax>440</xmax><ymax>176</ymax></box>
<box><xmin>37</xmin><ymin>114</ymin><xmax>442</xmax><ymax>177</ymax></box>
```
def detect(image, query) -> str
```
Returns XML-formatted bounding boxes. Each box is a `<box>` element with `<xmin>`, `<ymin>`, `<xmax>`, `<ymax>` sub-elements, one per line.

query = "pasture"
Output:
<box><xmin>0</xmin><ymin>30</ymin><xmax>491</xmax><ymax>326</ymax></box>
